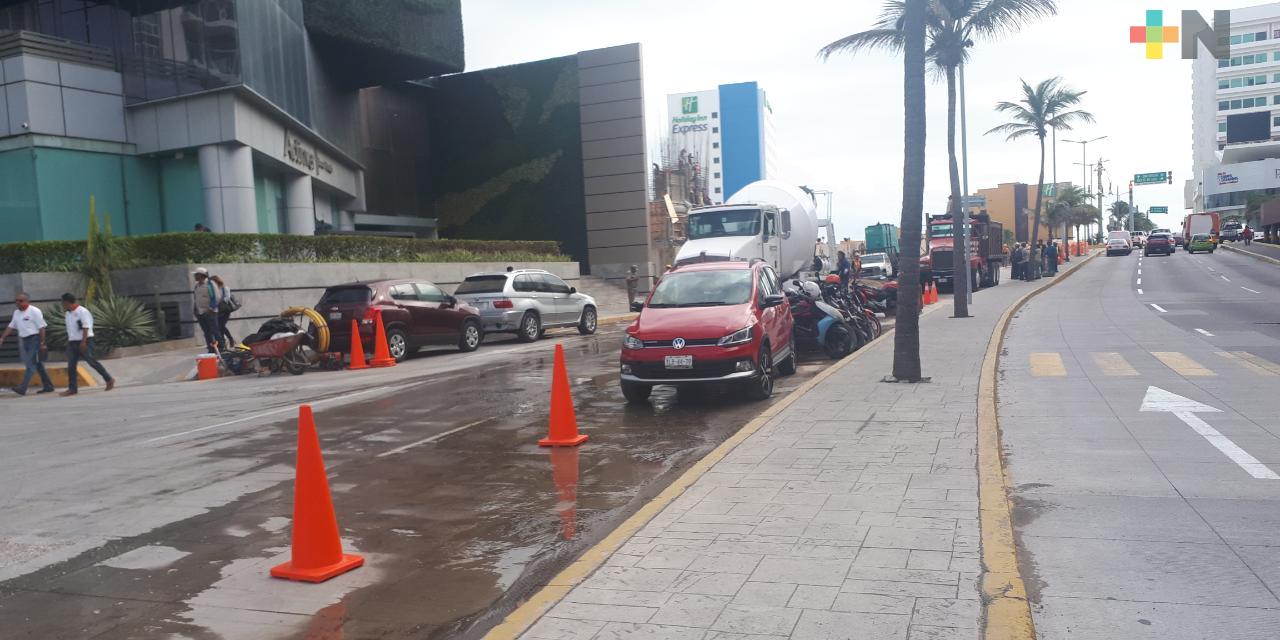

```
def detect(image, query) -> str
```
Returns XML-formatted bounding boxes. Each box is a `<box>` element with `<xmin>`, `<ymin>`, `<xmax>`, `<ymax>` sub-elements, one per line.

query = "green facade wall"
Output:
<box><xmin>255</xmin><ymin>173</ymin><xmax>284</xmax><ymax>233</ymax></box>
<box><xmin>0</xmin><ymin>148</ymin><xmax>41</xmax><ymax>242</ymax></box>
<box><xmin>122</xmin><ymin>157</ymin><xmax>163</xmax><ymax>236</ymax></box>
<box><xmin>159</xmin><ymin>155</ymin><xmax>205</xmax><ymax>234</ymax></box>
<box><xmin>33</xmin><ymin>148</ymin><xmax>128</xmax><ymax>241</ymax></box>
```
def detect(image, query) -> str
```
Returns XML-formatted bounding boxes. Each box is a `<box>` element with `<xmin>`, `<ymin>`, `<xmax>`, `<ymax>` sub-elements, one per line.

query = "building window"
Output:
<box><xmin>1274</xmin><ymin>116</ymin><xmax>1280</xmax><ymax>127</ymax></box>
<box><xmin>1220</xmin><ymin>59</ymin><xmax>1230</xmax><ymax>68</ymax></box>
<box><xmin>1230</xmin><ymin>99</ymin><xmax>1242</xmax><ymax>109</ymax></box>
<box><xmin>713</xmin><ymin>157</ymin><xmax>720</xmax><ymax>164</ymax></box>
<box><xmin>714</xmin><ymin>187</ymin><xmax>721</xmax><ymax>194</ymax></box>
<box><xmin>714</xmin><ymin>172</ymin><xmax>720</xmax><ymax>179</ymax></box>
<box><xmin>1219</xmin><ymin>100</ymin><xmax>1230</xmax><ymax>111</ymax></box>
<box><xmin>712</xmin><ymin>127</ymin><xmax>719</xmax><ymax>133</ymax></box>
<box><xmin>711</xmin><ymin>112</ymin><xmax>718</xmax><ymax>119</ymax></box>
<box><xmin>1274</xmin><ymin>95</ymin><xmax>1280</xmax><ymax>104</ymax></box>
<box><xmin>712</xmin><ymin>142</ymin><xmax>720</xmax><ymax>149</ymax></box>
<box><xmin>1219</xmin><ymin>122</ymin><xmax>1227</xmax><ymax>133</ymax></box>
<box><xmin>1220</xmin><ymin>79</ymin><xmax>1230</xmax><ymax>89</ymax></box>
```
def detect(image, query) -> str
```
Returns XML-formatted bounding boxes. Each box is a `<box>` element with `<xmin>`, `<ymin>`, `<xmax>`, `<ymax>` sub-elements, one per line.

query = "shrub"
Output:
<box><xmin>0</xmin><ymin>233</ymin><xmax>566</xmax><ymax>274</ymax></box>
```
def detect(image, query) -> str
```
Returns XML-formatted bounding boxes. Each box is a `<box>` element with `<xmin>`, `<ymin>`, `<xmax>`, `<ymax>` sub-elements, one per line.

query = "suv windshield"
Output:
<box><xmin>648</xmin><ymin>269</ymin><xmax>754</xmax><ymax>307</ymax></box>
<box><xmin>455</xmin><ymin>275</ymin><xmax>508</xmax><ymax>294</ymax></box>
<box><xmin>687</xmin><ymin>209</ymin><xmax>761</xmax><ymax>240</ymax></box>
<box><xmin>319</xmin><ymin>286</ymin><xmax>372</xmax><ymax>305</ymax></box>
<box><xmin>864</xmin><ymin>253</ymin><xmax>887</xmax><ymax>262</ymax></box>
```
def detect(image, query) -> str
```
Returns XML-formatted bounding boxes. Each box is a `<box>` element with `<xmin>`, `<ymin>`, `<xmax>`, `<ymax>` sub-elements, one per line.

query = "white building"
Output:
<box><xmin>1189</xmin><ymin>2</ymin><xmax>1280</xmax><ymax>224</ymax></box>
<box><xmin>665</xmin><ymin>82</ymin><xmax>774</xmax><ymax>205</ymax></box>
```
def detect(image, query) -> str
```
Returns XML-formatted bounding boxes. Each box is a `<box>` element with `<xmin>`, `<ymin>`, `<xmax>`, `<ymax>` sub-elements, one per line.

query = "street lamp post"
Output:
<box><xmin>1063</xmin><ymin>136</ymin><xmax>1107</xmax><ymax>243</ymax></box>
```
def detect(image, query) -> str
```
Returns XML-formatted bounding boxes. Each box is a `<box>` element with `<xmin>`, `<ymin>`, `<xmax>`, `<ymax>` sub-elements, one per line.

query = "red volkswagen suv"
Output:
<box><xmin>620</xmin><ymin>260</ymin><xmax>795</xmax><ymax>403</ymax></box>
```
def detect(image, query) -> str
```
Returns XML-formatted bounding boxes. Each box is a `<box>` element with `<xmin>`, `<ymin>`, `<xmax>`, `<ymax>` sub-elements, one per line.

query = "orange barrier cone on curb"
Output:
<box><xmin>369</xmin><ymin>309</ymin><xmax>396</xmax><ymax>368</ymax></box>
<box><xmin>539</xmin><ymin>344</ymin><xmax>588</xmax><ymax>447</ymax></box>
<box><xmin>921</xmin><ymin>285</ymin><xmax>929</xmax><ymax>307</ymax></box>
<box><xmin>348</xmin><ymin>320</ymin><xmax>368</xmax><ymax>370</ymax></box>
<box><xmin>270</xmin><ymin>405</ymin><xmax>364</xmax><ymax>583</ymax></box>
<box><xmin>929</xmin><ymin>282</ymin><xmax>939</xmax><ymax>304</ymax></box>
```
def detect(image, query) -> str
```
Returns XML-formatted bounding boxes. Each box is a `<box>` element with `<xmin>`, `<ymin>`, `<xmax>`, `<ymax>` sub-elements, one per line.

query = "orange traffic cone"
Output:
<box><xmin>921</xmin><ymin>286</ymin><xmax>929</xmax><ymax>307</ymax></box>
<box><xmin>539</xmin><ymin>344</ymin><xmax>588</xmax><ymax>447</ymax></box>
<box><xmin>929</xmin><ymin>282</ymin><xmax>939</xmax><ymax>304</ymax></box>
<box><xmin>369</xmin><ymin>309</ymin><xmax>396</xmax><ymax>368</ymax></box>
<box><xmin>270</xmin><ymin>405</ymin><xmax>364</xmax><ymax>583</ymax></box>
<box><xmin>348</xmin><ymin>320</ymin><xmax>368</xmax><ymax>370</ymax></box>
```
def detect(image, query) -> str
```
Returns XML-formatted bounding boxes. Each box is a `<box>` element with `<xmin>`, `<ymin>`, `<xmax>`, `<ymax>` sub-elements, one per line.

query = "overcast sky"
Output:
<box><xmin>463</xmin><ymin>0</ymin><xmax>1235</xmax><ymax>239</ymax></box>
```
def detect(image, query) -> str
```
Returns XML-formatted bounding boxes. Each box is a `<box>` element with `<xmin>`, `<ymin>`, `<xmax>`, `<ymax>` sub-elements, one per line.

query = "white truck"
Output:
<box><xmin>676</xmin><ymin>180</ymin><xmax>822</xmax><ymax>279</ymax></box>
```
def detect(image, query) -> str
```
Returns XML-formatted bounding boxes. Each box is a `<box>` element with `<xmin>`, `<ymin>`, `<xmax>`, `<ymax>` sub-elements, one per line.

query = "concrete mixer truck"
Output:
<box><xmin>675</xmin><ymin>180</ymin><xmax>822</xmax><ymax>279</ymax></box>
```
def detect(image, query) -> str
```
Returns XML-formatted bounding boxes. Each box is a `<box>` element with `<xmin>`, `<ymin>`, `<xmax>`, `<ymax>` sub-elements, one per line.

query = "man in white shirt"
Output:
<box><xmin>0</xmin><ymin>293</ymin><xmax>55</xmax><ymax>395</ymax></box>
<box><xmin>60</xmin><ymin>293</ymin><xmax>114</xmax><ymax>396</ymax></box>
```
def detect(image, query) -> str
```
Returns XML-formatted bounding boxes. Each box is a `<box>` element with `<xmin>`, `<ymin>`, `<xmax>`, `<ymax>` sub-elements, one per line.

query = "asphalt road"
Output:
<box><xmin>0</xmin><ymin>311</ymin><xmax>892</xmax><ymax>639</ymax></box>
<box><xmin>998</xmin><ymin>246</ymin><xmax>1280</xmax><ymax>639</ymax></box>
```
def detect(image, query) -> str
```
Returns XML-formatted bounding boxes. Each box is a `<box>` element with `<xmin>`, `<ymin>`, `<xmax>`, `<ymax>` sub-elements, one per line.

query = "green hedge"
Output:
<box><xmin>0</xmin><ymin>233</ymin><xmax>565</xmax><ymax>274</ymax></box>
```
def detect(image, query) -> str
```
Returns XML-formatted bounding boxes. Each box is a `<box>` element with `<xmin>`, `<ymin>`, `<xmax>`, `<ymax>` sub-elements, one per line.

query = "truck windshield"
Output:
<box><xmin>929</xmin><ymin>224</ymin><xmax>954</xmax><ymax>238</ymax></box>
<box><xmin>648</xmin><ymin>270</ymin><xmax>754</xmax><ymax>307</ymax></box>
<box><xmin>687</xmin><ymin>209</ymin><xmax>761</xmax><ymax>240</ymax></box>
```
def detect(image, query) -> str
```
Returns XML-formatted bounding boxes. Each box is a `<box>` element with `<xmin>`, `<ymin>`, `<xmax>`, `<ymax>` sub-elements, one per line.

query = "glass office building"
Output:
<box><xmin>0</xmin><ymin>0</ymin><xmax>463</xmax><ymax>241</ymax></box>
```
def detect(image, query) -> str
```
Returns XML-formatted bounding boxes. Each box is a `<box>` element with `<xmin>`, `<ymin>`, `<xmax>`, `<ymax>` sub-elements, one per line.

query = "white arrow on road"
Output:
<box><xmin>1141</xmin><ymin>386</ymin><xmax>1280</xmax><ymax>480</ymax></box>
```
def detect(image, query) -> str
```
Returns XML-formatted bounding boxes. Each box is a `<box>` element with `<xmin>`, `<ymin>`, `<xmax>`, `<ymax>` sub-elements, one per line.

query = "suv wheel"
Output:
<box><xmin>747</xmin><ymin>345</ymin><xmax>774</xmax><ymax>401</ymax></box>
<box><xmin>386</xmin><ymin>327</ymin><xmax>409</xmax><ymax>362</ymax></box>
<box><xmin>458</xmin><ymin>320</ymin><xmax>482</xmax><ymax>352</ymax></box>
<box><xmin>578</xmin><ymin>306</ymin><xmax>598</xmax><ymax>335</ymax></box>
<box><xmin>517</xmin><ymin>312</ymin><xmax>541</xmax><ymax>342</ymax></box>
<box><xmin>621</xmin><ymin>380</ymin><xmax>652</xmax><ymax>403</ymax></box>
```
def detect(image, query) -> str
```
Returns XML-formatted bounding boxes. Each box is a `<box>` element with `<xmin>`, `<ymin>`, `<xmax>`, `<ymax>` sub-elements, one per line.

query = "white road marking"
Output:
<box><xmin>1140</xmin><ymin>386</ymin><xmax>1280</xmax><ymax>480</ymax></box>
<box><xmin>143</xmin><ymin>385</ymin><xmax>392</xmax><ymax>444</ymax></box>
<box><xmin>1195</xmin><ymin>328</ymin><xmax>1215</xmax><ymax>337</ymax></box>
<box><xmin>376</xmin><ymin>417</ymin><xmax>494</xmax><ymax>457</ymax></box>
<box><xmin>1220</xmin><ymin>275</ymin><xmax>1231</xmax><ymax>282</ymax></box>
<box><xmin>1150</xmin><ymin>303</ymin><xmax>1167</xmax><ymax>313</ymax></box>
<box><xmin>1138</xmin><ymin>268</ymin><xmax>1142</xmax><ymax>275</ymax></box>
<box><xmin>1136</xmin><ymin>278</ymin><xmax>1142</xmax><ymax>285</ymax></box>
<box><xmin>1137</xmin><ymin>288</ymin><xmax>1144</xmax><ymax>295</ymax></box>
<box><xmin>1242</xmin><ymin>287</ymin><xmax>1261</xmax><ymax>294</ymax></box>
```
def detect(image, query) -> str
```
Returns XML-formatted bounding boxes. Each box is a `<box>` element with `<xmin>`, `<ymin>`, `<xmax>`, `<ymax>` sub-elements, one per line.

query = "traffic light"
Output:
<box><xmin>1167</xmin><ymin>170</ymin><xmax>1173</xmax><ymax>184</ymax></box>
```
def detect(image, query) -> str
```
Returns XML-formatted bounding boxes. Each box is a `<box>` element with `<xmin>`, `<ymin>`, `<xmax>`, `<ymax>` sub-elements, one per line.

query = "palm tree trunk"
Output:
<box><xmin>945</xmin><ymin>65</ymin><xmax>969</xmax><ymax>317</ymax></box>
<box><xmin>893</xmin><ymin>0</ymin><xmax>926</xmax><ymax>382</ymax></box>
<box><xmin>1030</xmin><ymin>137</ymin><xmax>1046</xmax><ymax>278</ymax></box>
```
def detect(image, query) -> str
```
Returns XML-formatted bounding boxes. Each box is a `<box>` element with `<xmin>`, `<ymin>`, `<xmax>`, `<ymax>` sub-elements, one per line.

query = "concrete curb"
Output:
<box><xmin>1221</xmin><ymin>243</ymin><xmax>1280</xmax><ymax>265</ymax></box>
<box><xmin>976</xmin><ymin>250</ymin><xmax>1099</xmax><ymax>640</ymax></box>
<box><xmin>481</xmin><ymin>312</ymin><xmax>920</xmax><ymax>640</ymax></box>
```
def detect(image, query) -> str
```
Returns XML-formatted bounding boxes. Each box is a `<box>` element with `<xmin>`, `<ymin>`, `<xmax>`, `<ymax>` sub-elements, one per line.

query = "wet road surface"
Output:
<box><xmin>0</xmin><ymin>321</ymin><xmax>878</xmax><ymax>639</ymax></box>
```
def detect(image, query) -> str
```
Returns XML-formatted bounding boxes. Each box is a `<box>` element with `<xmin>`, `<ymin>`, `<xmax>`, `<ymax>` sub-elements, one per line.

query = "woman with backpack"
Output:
<box><xmin>210</xmin><ymin>275</ymin><xmax>240</xmax><ymax>347</ymax></box>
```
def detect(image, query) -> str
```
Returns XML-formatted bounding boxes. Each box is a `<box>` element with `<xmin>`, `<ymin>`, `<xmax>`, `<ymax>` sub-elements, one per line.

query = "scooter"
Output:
<box><xmin>786</xmin><ymin>282</ymin><xmax>854</xmax><ymax>359</ymax></box>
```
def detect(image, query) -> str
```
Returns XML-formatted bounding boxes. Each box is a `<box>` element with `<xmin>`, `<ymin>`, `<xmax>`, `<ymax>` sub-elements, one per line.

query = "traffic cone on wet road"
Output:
<box><xmin>270</xmin><ymin>405</ymin><xmax>364</xmax><ymax>583</ymax></box>
<box><xmin>369</xmin><ymin>309</ymin><xmax>396</xmax><ymax>368</ymax></box>
<box><xmin>539</xmin><ymin>344</ymin><xmax>588</xmax><ymax>447</ymax></box>
<box><xmin>348</xmin><ymin>320</ymin><xmax>368</xmax><ymax>371</ymax></box>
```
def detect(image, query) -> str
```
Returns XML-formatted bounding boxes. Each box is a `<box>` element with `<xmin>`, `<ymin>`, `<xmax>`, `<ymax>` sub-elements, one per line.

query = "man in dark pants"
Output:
<box><xmin>0</xmin><ymin>293</ymin><xmax>55</xmax><ymax>395</ymax></box>
<box><xmin>60</xmin><ymin>293</ymin><xmax>114</xmax><ymax>396</ymax></box>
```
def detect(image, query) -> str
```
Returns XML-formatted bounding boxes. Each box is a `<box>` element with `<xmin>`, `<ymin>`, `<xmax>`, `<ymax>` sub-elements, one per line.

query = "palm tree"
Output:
<box><xmin>1070</xmin><ymin>204</ymin><xmax>1100</xmax><ymax>248</ymax></box>
<box><xmin>893</xmin><ymin>0</ymin><xmax>928</xmax><ymax>381</ymax></box>
<box><xmin>821</xmin><ymin>0</ymin><xmax>1057</xmax><ymax>316</ymax></box>
<box><xmin>1107</xmin><ymin>200</ymin><xmax>1130</xmax><ymax>231</ymax></box>
<box><xmin>1050</xmin><ymin>183</ymin><xmax>1086</xmax><ymax>241</ymax></box>
<box><xmin>987</xmin><ymin>78</ymin><xmax>1093</xmax><ymax>275</ymax></box>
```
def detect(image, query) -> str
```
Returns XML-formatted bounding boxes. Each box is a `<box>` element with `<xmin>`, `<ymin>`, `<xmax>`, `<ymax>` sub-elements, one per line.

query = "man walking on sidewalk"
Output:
<box><xmin>625</xmin><ymin>265</ymin><xmax>640</xmax><ymax>306</ymax></box>
<box><xmin>60</xmin><ymin>293</ymin><xmax>114</xmax><ymax>396</ymax></box>
<box><xmin>0</xmin><ymin>293</ymin><xmax>55</xmax><ymax>396</ymax></box>
<box><xmin>192</xmin><ymin>267</ymin><xmax>220</xmax><ymax>353</ymax></box>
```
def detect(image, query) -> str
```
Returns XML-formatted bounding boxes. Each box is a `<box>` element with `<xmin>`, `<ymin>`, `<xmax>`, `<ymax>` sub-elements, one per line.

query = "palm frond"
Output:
<box><xmin>819</xmin><ymin>28</ymin><xmax>906</xmax><ymax>59</ymax></box>
<box><xmin>967</xmin><ymin>0</ymin><xmax>1057</xmax><ymax>39</ymax></box>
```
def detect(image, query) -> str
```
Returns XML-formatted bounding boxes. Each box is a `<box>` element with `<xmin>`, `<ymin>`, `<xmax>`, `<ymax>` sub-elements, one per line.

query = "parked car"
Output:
<box><xmin>1144</xmin><ymin>233</ymin><xmax>1174</xmax><ymax>256</ymax></box>
<box><xmin>317</xmin><ymin>279</ymin><xmax>483</xmax><ymax>362</ymax></box>
<box><xmin>620</xmin><ymin>260</ymin><xmax>795</xmax><ymax>404</ymax></box>
<box><xmin>1187</xmin><ymin>233</ymin><xmax>1216</xmax><ymax>254</ymax></box>
<box><xmin>1221</xmin><ymin>220</ymin><xmax>1243</xmax><ymax>242</ymax></box>
<box><xmin>453</xmin><ymin>269</ymin><xmax>598</xmax><ymax>342</ymax></box>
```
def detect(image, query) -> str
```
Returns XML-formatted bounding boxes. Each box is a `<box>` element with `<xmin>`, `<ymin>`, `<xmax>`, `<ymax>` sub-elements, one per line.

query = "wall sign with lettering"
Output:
<box><xmin>284</xmin><ymin>131</ymin><xmax>334</xmax><ymax>176</ymax></box>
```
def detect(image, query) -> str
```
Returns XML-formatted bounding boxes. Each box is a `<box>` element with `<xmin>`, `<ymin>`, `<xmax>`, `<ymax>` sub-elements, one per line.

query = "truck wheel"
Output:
<box><xmin>971</xmin><ymin>267</ymin><xmax>981</xmax><ymax>292</ymax></box>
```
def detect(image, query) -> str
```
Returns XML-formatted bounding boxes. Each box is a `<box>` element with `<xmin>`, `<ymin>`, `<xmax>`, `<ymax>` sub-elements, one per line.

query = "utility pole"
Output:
<box><xmin>1128</xmin><ymin>182</ymin><xmax>1135</xmax><ymax>232</ymax></box>
<box><xmin>1095</xmin><ymin>159</ymin><xmax>1106</xmax><ymax>240</ymax></box>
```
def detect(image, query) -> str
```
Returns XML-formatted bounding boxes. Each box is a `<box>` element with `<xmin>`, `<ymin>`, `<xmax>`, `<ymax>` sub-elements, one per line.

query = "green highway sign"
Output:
<box><xmin>1149</xmin><ymin>206</ymin><xmax>1169</xmax><ymax>214</ymax></box>
<box><xmin>1134</xmin><ymin>171</ymin><xmax>1170</xmax><ymax>185</ymax></box>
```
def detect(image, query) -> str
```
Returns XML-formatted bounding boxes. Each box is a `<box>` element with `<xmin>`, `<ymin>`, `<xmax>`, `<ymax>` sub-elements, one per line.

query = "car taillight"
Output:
<box><xmin>493</xmin><ymin>299</ymin><xmax>514</xmax><ymax>309</ymax></box>
<box><xmin>361</xmin><ymin>307</ymin><xmax>378</xmax><ymax>325</ymax></box>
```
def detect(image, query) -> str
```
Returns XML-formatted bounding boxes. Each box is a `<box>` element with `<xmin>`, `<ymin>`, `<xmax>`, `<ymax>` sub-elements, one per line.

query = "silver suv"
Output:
<box><xmin>453</xmin><ymin>269</ymin><xmax>598</xmax><ymax>342</ymax></box>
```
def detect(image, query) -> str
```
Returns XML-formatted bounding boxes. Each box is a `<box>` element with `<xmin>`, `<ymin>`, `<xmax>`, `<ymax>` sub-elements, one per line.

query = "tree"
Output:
<box><xmin>1049</xmin><ymin>183</ymin><xmax>1086</xmax><ymax>242</ymax></box>
<box><xmin>82</xmin><ymin>196</ymin><xmax>115</xmax><ymax>303</ymax></box>
<box><xmin>821</xmin><ymin>0</ymin><xmax>1058</xmax><ymax>317</ymax></box>
<box><xmin>1107</xmin><ymin>201</ymin><xmax>1130</xmax><ymax>231</ymax></box>
<box><xmin>1070</xmin><ymin>204</ymin><xmax>1100</xmax><ymax>247</ymax></box>
<box><xmin>986</xmin><ymin>78</ymin><xmax>1093</xmax><ymax>276</ymax></box>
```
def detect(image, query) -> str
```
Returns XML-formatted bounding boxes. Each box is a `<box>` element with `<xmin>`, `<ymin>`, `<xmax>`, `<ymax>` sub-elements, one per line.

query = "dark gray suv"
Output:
<box><xmin>453</xmin><ymin>269</ymin><xmax>598</xmax><ymax>342</ymax></box>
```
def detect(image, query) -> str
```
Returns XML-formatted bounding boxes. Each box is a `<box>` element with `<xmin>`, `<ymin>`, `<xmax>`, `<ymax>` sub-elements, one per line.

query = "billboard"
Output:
<box><xmin>666</xmin><ymin>90</ymin><xmax>722</xmax><ymax>202</ymax></box>
<box><xmin>1226</xmin><ymin>112</ymin><xmax>1271</xmax><ymax>144</ymax></box>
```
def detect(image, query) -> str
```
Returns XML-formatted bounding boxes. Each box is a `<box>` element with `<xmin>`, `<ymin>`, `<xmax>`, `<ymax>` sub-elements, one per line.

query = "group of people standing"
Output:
<box><xmin>2</xmin><ymin>292</ymin><xmax>115</xmax><ymax>396</ymax></box>
<box><xmin>192</xmin><ymin>267</ymin><xmax>238</xmax><ymax>353</ymax></box>
<box><xmin>1009</xmin><ymin>240</ymin><xmax>1059</xmax><ymax>281</ymax></box>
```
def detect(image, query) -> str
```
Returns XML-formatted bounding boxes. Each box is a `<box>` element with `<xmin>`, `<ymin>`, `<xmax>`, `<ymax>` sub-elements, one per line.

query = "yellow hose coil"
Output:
<box><xmin>281</xmin><ymin>306</ymin><xmax>330</xmax><ymax>353</ymax></box>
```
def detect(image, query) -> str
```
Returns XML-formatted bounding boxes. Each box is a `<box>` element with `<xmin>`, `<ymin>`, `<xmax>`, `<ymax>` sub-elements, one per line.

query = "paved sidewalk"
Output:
<box><xmin>512</xmin><ymin>265</ymin><xmax>1091</xmax><ymax>640</ymax></box>
<box><xmin>1222</xmin><ymin>240</ymin><xmax>1280</xmax><ymax>264</ymax></box>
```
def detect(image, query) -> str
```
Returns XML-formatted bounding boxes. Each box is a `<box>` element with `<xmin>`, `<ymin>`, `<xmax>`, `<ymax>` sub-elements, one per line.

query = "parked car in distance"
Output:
<box><xmin>453</xmin><ymin>269</ymin><xmax>598</xmax><ymax>342</ymax></box>
<box><xmin>1187</xmin><ymin>233</ymin><xmax>1216</xmax><ymax>254</ymax></box>
<box><xmin>1221</xmin><ymin>219</ymin><xmax>1243</xmax><ymax>242</ymax></box>
<box><xmin>1144</xmin><ymin>233</ymin><xmax>1174</xmax><ymax>256</ymax></box>
<box><xmin>318</xmin><ymin>279</ymin><xmax>483</xmax><ymax>362</ymax></box>
<box><xmin>620</xmin><ymin>260</ymin><xmax>795</xmax><ymax>404</ymax></box>
<box><xmin>859</xmin><ymin>252</ymin><xmax>893</xmax><ymax>277</ymax></box>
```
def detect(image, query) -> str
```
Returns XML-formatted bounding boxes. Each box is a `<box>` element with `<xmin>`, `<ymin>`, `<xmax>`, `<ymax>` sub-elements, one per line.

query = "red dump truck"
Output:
<box><xmin>920</xmin><ymin>213</ymin><xmax>1005</xmax><ymax>291</ymax></box>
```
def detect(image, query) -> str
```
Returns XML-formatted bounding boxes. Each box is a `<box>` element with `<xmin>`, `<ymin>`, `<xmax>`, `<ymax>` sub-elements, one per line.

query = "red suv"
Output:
<box><xmin>317</xmin><ymin>279</ymin><xmax>483</xmax><ymax>362</ymax></box>
<box><xmin>620</xmin><ymin>260</ymin><xmax>795</xmax><ymax>403</ymax></box>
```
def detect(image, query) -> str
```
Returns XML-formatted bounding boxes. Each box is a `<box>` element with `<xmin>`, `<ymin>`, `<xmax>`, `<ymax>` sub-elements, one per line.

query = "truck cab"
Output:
<box><xmin>919</xmin><ymin>213</ymin><xmax>1004</xmax><ymax>290</ymax></box>
<box><xmin>679</xmin><ymin>204</ymin><xmax>792</xmax><ymax>272</ymax></box>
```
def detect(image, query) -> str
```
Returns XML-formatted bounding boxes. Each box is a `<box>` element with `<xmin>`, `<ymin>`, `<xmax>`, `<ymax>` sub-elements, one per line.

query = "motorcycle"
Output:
<box><xmin>785</xmin><ymin>281</ymin><xmax>854</xmax><ymax>359</ymax></box>
<box><xmin>818</xmin><ymin>275</ymin><xmax>876</xmax><ymax>347</ymax></box>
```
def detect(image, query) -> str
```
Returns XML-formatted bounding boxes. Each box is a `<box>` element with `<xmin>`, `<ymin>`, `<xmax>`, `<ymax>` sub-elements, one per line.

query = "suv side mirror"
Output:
<box><xmin>569</xmin><ymin>286</ymin><xmax>577</xmax><ymax>294</ymax></box>
<box><xmin>763</xmin><ymin>293</ymin><xmax>785</xmax><ymax>308</ymax></box>
<box><xmin>629</xmin><ymin>301</ymin><xmax>644</xmax><ymax>312</ymax></box>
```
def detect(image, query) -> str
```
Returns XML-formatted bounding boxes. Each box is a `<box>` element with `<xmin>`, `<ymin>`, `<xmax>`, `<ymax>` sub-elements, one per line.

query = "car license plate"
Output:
<box><xmin>665</xmin><ymin>355</ymin><xmax>693</xmax><ymax>369</ymax></box>
<box><xmin>329</xmin><ymin>311</ymin><xmax>342</xmax><ymax>321</ymax></box>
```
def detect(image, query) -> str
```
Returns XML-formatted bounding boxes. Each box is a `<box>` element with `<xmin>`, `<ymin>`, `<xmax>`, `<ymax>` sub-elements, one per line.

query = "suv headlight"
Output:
<box><xmin>718</xmin><ymin>326</ymin><xmax>754</xmax><ymax>347</ymax></box>
<box><xmin>624</xmin><ymin>334</ymin><xmax>644</xmax><ymax>350</ymax></box>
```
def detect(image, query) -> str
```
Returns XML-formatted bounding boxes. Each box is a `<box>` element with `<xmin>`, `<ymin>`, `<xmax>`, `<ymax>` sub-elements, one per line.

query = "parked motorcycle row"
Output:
<box><xmin>784</xmin><ymin>274</ymin><xmax>888</xmax><ymax>360</ymax></box>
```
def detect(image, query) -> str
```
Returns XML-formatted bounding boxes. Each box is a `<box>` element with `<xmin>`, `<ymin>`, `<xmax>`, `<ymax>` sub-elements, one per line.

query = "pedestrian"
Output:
<box><xmin>836</xmin><ymin>251</ymin><xmax>852</xmax><ymax>286</ymax></box>
<box><xmin>1045</xmin><ymin>240</ymin><xmax>1059</xmax><ymax>275</ymax></box>
<box><xmin>625</xmin><ymin>265</ymin><xmax>640</xmax><ymax>306</ymax></box>
<box><xmin>192</xmin><ymin>268</ymin><xmax>220</xmax><ymax>353</ymax></box>
<box><xmin>1243</xmin><ymin>225</ymin><xmax>1253</xmax><ymax>245</ymax></box>
<box><xmin>210</xmin><ymin>274</ymin><xmax>238</xmax><ymax>346</ymax></box>
<box><xmin>0</xmin><ymin>293</ymin><xmax>56</xmax><ymax>396</ymax></box>
<box><xmin>506</xmin><ymin>265</ymin><xmax>514</xmax><ymax>272</ymax></box>
<box><xmin>60</xmin><ymin>293</ymin><xmax>113</xmax><ymax>396</ymax></box>
<box><xmin>1011</xmin><ymin>243</ymin><xmax>1024</xmax><ymax>280</ymax></box>
<box><xmin>1027</xmin><ymin>243</ymin><xmax>1039</xmax><ymax>280</ymax></box>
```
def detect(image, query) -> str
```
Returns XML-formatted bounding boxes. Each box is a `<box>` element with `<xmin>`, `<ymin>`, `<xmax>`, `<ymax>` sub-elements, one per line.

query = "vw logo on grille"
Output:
<box><xmin>672</xmin><ymin>338</ymin><xmax>686</xmax><ymax>350</ymax></box>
